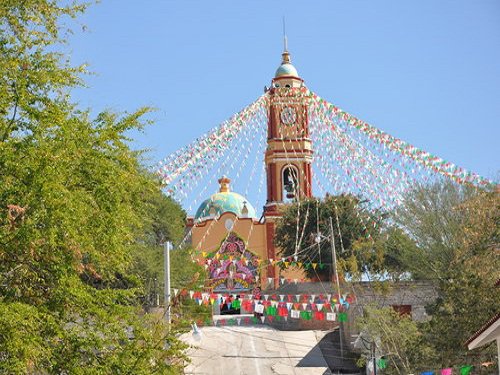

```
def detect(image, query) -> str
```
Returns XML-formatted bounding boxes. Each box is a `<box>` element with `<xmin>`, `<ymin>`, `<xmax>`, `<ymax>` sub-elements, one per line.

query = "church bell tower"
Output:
<box><xmin>264</xmin><ymin>46</ymin><xmax>313</xmax><ymax>217</ymax></box>
<box><xmin>263</xmin><ymin>42</ymin><xmax>313</xmax><ymax>283</ymax></box>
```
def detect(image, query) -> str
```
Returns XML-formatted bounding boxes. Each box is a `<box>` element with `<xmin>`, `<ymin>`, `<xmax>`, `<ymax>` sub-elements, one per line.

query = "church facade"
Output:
<box><xmin>186</xmin><ymin>48</ymin><xmax>313</xmax><ymax>292</ymax></box>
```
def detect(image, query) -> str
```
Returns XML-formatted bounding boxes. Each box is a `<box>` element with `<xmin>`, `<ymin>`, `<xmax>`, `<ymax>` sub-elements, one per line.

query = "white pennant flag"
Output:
<box><xmin>302</xmin><ymin>303</ymin><xmax>308</xmax><ymax>310</ymax></box>
<box><xmin>279</xmin><ymin>295</ymin><xmax>285</xmax><ymax>302</ymax></box>
<box><xmin>317</xmin><ymin>303</ymin><xmax>324</xmax><ymax>311</ymax></box>
<box><xmin>189</xmin><ymin>290</ymin><xmax>194</xmax><ymax>298</ymax></box>
<box><xmin>293</xmin><ymin>278</ymin><xmax>298</xmax><ymax>284</ymax></box>
<box><xmin>310</xmin><ymin>294</ymin><xmax>316</xmax><ymax>302</ymax></box>
<box><xmin>173</xmin><ymin>288</ymin><xmax>179</xmax><ymax>296</ymax></box>
<box><xmin>264</xmin><ymin>294</ymin><xmax>269</xmax><ymax>301</ymax></box>
<box><xmin>237</xmin><ymin>318</ymin><xmax>241</xmax><ymax>326</ymax></box>
<box><xmin>260</xmin><ymin>316</ymin><xmax>265</xmax><ymax>323</ymax></box>
<box><xmin>327</xmin><ymin>294</ymin><xmax>332</xmax><ymax>301</ymax></box>
<box><xmin>255</xmin><ymin>304</ymin><xmax>264</xmax><ymax>314</ymax></box>
<box><xmin>286</xmin><ymin>302</ymin><xmax>293</xmax><ymax>311</ymax></box>
<box><xmin>295</xmin><ymin>295</ymin><xmax>301</xmax><ymax>302</ymax></box>
<box><xmin>267</xmin><ymin>277</ymin><xmax>273</xmax><ymax>285</ymax></box>
<box><xmin>241</xmin><ymin>274</ymin><xmax>246</xmax><ymax>280</ymax></box>
<box><xmin>326</xmin><ymin>312</ymin><xmax>336</xmax><ymax>321</ymax></box>
<box><xmin>280</xmin><ymin>277</ymin><xmax>285</xmax><ymax>285</ymax></box>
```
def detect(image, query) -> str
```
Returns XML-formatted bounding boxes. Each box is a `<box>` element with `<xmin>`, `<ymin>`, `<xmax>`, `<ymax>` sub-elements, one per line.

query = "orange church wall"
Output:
<box><xmin>191</xmin><ymin>212</ymin><xmax>275</xmax><ymax>288</ymax></box>
<box><xmin>190</xmin><ymin>213</ymin><xmax>308</xmax><ymax>289</ymax></box>
<box><xmin>191</xmin><ymin>212</ymin><xmax>266</xmax><ymax>256</ymax></box>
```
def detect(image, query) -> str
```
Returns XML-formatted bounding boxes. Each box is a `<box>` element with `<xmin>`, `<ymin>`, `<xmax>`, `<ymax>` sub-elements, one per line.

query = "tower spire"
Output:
<box><xmin>282</xmin><ymin>17</ymin><xmax>291</xmax><ymax>64</ymax></box>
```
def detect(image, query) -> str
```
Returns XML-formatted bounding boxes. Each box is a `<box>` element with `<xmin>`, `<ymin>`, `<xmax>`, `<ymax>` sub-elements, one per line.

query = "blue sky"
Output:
<box><xmin>68</xmin><ymin>0</ymin><xmax>499</xmax><ymax>181</ymax></box>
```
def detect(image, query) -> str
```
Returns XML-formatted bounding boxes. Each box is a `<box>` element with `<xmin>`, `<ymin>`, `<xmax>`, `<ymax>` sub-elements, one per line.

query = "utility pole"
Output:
<box><xmin>329</xmin><ymin>216</ymin><xmax>343</xmax><ymax>359</ymax></box>
<box><xmin>164</xmin><ymin>241</ymin><xmax>172</xmax><ymax>324</ymax></box>
<box><xmin>371</xmin><ymin>341</ymin><xmax>377</xmax><ymax>375</ymax></box>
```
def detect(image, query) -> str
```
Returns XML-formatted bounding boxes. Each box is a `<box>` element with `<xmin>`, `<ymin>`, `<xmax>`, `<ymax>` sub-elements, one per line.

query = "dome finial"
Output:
<box><xmin>218</xmin><ymin>176</ymin><xmax>231</xmax><ymax>193</ymax></box>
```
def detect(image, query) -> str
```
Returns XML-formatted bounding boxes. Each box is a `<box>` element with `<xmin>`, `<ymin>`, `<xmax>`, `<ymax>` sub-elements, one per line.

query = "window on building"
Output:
<box><xmin>392</xmin><ymin>305</ymin><xmax>412</xmax><ymax>318</ymax></box>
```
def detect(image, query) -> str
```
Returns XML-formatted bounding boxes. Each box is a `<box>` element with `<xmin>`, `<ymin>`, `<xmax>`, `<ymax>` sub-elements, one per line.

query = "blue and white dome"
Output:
<box><xmin>194</xmin><ymin>176</ymin><xmax>257</xmax><ymax>220</ymax></box>
<box><xmin>275</xmin><ymin>62</ymin><xmax>299</xmax><ymax>78</ymax></box>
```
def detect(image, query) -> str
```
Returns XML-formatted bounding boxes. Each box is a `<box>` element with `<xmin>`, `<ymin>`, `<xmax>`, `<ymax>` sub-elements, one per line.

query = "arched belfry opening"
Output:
<box><xmin>282</xmin><ymin>164</ymin><xmax>299</xmax><ymax>202</ymax></box>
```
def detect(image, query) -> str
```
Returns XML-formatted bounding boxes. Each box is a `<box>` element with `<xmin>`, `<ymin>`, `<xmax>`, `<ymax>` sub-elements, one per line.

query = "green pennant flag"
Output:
<box><xmin>300</xmin><ymin>311</ymin><xmax>312</xmax><ymax>320</ymax></box>
<box><xmin>377</xmin><ymin>358</ymin><xmax>387</xmax><ymax>369</ymax></box>
<box><xmin>338</xmin><ymin>312</ymin><xmax>348</xmax><ymax>322</ymax></box>
<box><xmin>266</xmin><ymin>306</ymin><xmax>277</xmax><ymax>316</ymax></box>
<box><xmin>459</xmin><ymin>365</ymin><xmax>473</xmax><ymax>375</ymax></box>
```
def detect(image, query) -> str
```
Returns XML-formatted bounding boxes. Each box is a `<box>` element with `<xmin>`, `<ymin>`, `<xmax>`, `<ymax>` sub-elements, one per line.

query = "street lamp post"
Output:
<box><xmin>329</xmin><ymin>216</ymin><xmax>344</xmax><ymax>359</ymax></box>
<box><xmin>164</xmin><ymin>241</ymin><xmax>173</xmax><ymax>324</ymax></box>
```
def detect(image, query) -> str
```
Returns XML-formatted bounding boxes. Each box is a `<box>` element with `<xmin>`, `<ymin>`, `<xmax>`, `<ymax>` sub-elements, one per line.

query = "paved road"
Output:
<box><xmin>181</xmin><ymin>326</ymin><xmax>331</xmax><ymax>375</ymax></box>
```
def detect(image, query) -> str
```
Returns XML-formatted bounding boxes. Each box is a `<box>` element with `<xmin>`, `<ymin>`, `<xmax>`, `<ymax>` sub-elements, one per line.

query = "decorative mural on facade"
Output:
<box><xmin>206</xmin><ymin>233</ymin><xmax>259</xmax><ymax>291</ymax></box>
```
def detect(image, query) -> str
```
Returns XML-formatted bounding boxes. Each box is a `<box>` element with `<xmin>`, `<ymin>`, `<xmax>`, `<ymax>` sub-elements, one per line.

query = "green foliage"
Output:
<box><xmin>378</xmin><ymin>181</ymin><xmax>500</xmax><ymax>368</ymax></box>
<box><xmin>357</xmin><ymin>306</ymin><xmax>436</xmax><ymax>374</ymax></box>
<box><xmin>169</xmin><ymin>249</ymin><xmax>211</xmax><ymax>326</ymax></box>
<box><xmin>414</xmin><ymin>186</ymin><xmax>499</xmax><ymax>365</ymax></box>
<box><xmin>275</xmin><ymin>194</ymin><xmax>383</xmax><ymax>279</ymax></box>
<box><xmin>0</xmin><ymin>1</ymin><xmax>191</xmax><ymax>373</ymax></box>
<box><xmin>393</xmin><ymin>181</ymin><xmax>479</xmax><ymax>280</ymax></box>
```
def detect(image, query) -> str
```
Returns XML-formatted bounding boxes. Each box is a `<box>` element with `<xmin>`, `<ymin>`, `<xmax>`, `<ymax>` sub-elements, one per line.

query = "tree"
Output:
<box><xmin>0</xmin><ymin>1</ymin><xmax>189</xmax><ymax>373</ymax></box>
<box><xmin>392</xmin><ymin>181</ymin><xmax>499</xmax><ymax>367</ymax></box>
<box><xmin>356</xmin><ymin>306</ymin><xmax>436</xmax><ymax>375</ymax></box>
<box><xmin>275</xmin><ymin>194</ymin><xmax>383</xmax><ymax>279</ymax></box>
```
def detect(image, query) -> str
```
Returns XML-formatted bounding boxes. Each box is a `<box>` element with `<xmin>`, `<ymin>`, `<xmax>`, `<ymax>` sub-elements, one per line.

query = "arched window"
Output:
<box><xmin>282</xmin><ymin>165</ymin><xmax>299</xmax><ymax>202</ymax></box>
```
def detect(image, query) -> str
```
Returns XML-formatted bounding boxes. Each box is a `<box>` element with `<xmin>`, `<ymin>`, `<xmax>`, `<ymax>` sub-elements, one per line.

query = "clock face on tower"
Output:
<box><xmin>280</xmin><ymin>106</ymin><xmax>297</xmax><ymax>126</ymax></box>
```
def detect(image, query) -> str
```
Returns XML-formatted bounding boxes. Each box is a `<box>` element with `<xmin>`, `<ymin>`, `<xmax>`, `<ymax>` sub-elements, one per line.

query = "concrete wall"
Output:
<box><xmin>263</xmin><ymin>281</ymin><xmax>438</xmax><ymax>335</ymax></box>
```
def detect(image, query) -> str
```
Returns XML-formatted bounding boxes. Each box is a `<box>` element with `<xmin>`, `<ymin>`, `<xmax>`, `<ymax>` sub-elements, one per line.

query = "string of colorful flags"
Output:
<box><xmin>175</xmin><ymin>289</ymin><xmax>354</xmax><ymax>324</ymax></box>
<box><xmin>156</xmin><ymin>87</ymin><xmax>492</xmax><ymax>218</ymax></box>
